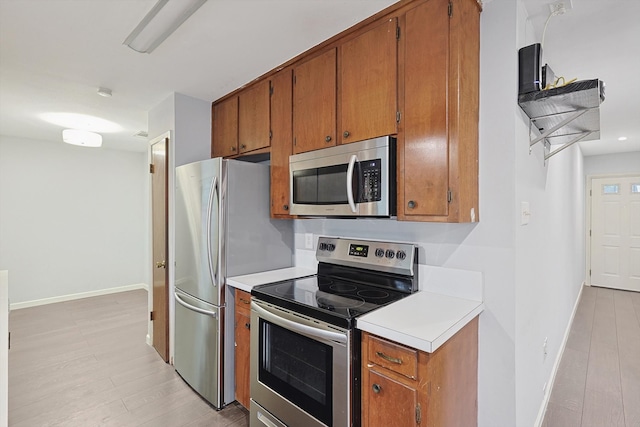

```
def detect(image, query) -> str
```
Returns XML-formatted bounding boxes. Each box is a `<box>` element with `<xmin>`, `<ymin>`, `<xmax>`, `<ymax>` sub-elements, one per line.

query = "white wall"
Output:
<box><xmin>583</xmin><ymin>151</ymin><xmax>640</xmax><ymax>176</ymax></box>
<box><xmin>0</xmin><ymin>136</ymin><xmax>148</xmax><ymax>304</ymax></box>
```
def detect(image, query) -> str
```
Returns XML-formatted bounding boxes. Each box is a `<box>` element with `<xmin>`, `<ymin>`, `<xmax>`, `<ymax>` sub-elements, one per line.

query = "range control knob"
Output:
<box><xmin>385</xmin><ymin>249</ymin><xmax>395</xmax><ymax>259</ymax></box>
<box><xmin>319</xmin><ymin>242</ymin><xmax>327</xmax><ymax>251</ymax></box>
<box><xmin>326</xmin><ymin>243</ymin><xmax>336</xmax><ymax>252</ymax></box>
<box><xmin>375</xmin><ymin>248</ymin><xmax>385</xmax><ymax>258</ymax></box>
<box><xmin>396</xmin><ymin>250</ymin><xmax>407</xmax><ymax>260</ymax></box>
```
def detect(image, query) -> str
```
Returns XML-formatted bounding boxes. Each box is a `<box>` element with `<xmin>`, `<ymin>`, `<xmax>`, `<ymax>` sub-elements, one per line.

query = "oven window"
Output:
<box><xmin>259</xmin><ymin>319</ymin><xmax>333</xmax><ymax>426</ymax></box>
<box><xmin>293</xmin><ymin>164</ymin><xmax>349</xmax><ymax>205</ymax></box>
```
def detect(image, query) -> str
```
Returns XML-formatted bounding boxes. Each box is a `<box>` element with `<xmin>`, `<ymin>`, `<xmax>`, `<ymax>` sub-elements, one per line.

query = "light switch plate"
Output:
<box><xmin>521</xmin><ymin>202</ymin><xmax>531</xmax><ymax>225</ymax></box>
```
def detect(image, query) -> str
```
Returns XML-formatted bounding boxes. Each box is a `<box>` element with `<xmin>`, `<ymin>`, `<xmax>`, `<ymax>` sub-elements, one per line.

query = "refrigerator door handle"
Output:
<box><xmin>206</xmin><ymin>176</ymin><xmax>219</xmax><ymax>288</ymax></box>
<box><xmin>175</xmin><ymin>292</ymin><xmax>218</xmax><ymax>318</ymax></box>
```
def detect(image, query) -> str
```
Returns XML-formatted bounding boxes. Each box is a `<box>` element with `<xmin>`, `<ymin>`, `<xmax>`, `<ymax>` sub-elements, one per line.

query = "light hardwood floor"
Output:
<box><xmin>542</xmin><ymin>285</ymin><xmax>640</xmax><ymax>427</ymax></box>
<box><xmin>8</xmin><ymin>289</ymin><xmax>249</xmax><ymax>427</ymax></box>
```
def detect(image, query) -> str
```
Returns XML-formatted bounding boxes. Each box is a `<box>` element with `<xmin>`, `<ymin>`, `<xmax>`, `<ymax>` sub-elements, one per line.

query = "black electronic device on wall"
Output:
<box><xmin>518</xmin><ymin>43</ymin><xmax>542</xmax><ymax>95</ymax></box>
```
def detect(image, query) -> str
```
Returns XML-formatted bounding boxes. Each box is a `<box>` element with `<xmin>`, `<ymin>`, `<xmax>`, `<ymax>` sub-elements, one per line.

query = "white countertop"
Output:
<box><xmin>227</xmin><ymin>267</ymin><xmax>316</xmax><ymax>293</ymax></box>
<box><xmin>227</xmin><ymin>266</ymin><xmax>483</xmax><ymax>353</ymax></box>
<box><xmin>356</xmin><ymin>291</ymin><xmax>484</xmax><ymax>353</ymax></box>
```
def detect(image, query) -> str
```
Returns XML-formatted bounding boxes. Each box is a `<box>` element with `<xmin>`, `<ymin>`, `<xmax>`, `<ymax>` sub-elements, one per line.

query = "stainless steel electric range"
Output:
<box><xmin>250</xmin><ymin>236</ymin><xmax>418</xmax><ymax>427</ymax></box>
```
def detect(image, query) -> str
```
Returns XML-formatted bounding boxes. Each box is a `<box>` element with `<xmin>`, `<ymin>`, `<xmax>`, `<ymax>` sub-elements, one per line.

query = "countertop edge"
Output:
<box><xmin>357</xmin><ymin>302</ymin><xmax>484</xmax><ymax>353</ymax></box>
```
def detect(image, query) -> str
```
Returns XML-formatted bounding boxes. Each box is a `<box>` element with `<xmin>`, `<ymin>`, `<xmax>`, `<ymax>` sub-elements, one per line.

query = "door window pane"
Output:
<box><xmin>602</xmin><ymin>184</ymin><xmax>619</xmax><ymax>194</ymax></box>
<box><xmin>631</xmin><ymin>183</ymin><xmax>640</xmax><ymax>193</ymax></box>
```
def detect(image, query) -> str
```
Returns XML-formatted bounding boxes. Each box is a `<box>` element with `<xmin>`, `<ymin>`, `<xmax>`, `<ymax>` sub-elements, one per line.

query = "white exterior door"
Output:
<box><xmin>590</xmin><ymin>175</ymin><xmax>640</xmax><ymax>291</ymax></box>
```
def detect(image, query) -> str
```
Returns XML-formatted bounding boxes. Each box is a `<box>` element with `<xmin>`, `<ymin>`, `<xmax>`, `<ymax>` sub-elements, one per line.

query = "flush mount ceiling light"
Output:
<box><xmin>123</xmin><ymin>0</ymin><xmax>208</xmax><ymax>54</ymax></box>
<box><xmin>62</xmin><ymin>129</ymin><xmax>102</xmax><ymax>148</ymax></box>
<box><xmin>618</xmin><ymin>136</ymin><xmax>628</xmax><ymax>141</ymax></box>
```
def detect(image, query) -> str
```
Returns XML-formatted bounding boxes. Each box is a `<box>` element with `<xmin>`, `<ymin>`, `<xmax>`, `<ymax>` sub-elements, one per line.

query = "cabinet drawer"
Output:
<box><xmin>235</xmin><ymin>289</ymin><xmax>252</xmax><ymax>316</ymax></box>
<box><xmin>368</xmin><ymin>335</ymin><xmax>418</xmax><ymax>379</ymax></box>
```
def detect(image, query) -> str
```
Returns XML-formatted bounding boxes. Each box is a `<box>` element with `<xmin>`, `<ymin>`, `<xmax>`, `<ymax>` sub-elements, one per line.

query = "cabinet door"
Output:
<box><xmin>363</xmin><ymin>369</ymin><xmax>419</xmax><ymax>427</ymax></box>
<box><xmin>293</xmin><ymin>49</ymin><xmax>336</xmax><ymax>154</ymax></box>
<box><xmin>212</xmin><ymin>96</ymin><xmax>239</xmax><ymax>158</ymax></box>
<box><xmin>401</xmin><ymin>0</ymin><xmax>449</xmax><ymax>217</ymax></box>
<box><xmin>340</xmin><ymin>18</ymin><xmax>398</xmax><ymax>144</ymax></box>
<box><xmin>270</xmin><ymin>69</ymin><xmax>294</xmax><ymax>218</ymax></box>
<box><xmin>238</xmin><ymin>80</ymin><xmax>271</xmax><ymax>154</ymax></box>
<box><xmin>234</xmin><ymin>310</ymin><xmax>251</xmax><ymax>408</ymax></box>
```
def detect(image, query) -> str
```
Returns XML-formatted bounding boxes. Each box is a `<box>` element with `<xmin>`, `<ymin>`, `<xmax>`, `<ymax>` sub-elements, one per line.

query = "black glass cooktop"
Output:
<box><xmin>251</xmin><ymin>274</ymin><xmax>411</xmax><ymax>329</ymax></box>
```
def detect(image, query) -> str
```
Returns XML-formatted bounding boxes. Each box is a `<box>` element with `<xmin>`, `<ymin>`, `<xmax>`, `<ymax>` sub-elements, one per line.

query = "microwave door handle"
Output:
<box><xmin>346</xmin><ymin>154</ymin><xmax>358</xmax><ymax>213</ymax></box>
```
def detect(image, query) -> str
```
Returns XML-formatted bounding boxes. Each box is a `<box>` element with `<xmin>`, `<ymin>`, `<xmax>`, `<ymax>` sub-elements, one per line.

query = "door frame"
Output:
<box><xmin>585</xmin><ymin>172</ymin><xmax>638</xmax><ymax>288</ymax></box>
<box><xmin>147</xmin><ymin>131</ymin><xmax>175</xmax><ymax>364</ymax></box>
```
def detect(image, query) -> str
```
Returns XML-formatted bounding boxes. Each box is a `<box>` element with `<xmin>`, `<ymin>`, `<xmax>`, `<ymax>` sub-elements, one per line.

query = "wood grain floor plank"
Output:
<box><xmin>548</xmin><ymin>347</ymin><xmax>588</xmax><ymax>412</ymax></box>
<box><xmin>544</xmin><ymin>286</ymin><xmax>640</xmax><ymax>427</ymax></box>
<box><xmin>8</xmin><ymin>290</ymin><xmax>248</xmax><ymax>426</ymax></box>
<box><xmin>582</xmin><ymin>389</ymin><xmax>625</xmax><ymax>427</ymax></box>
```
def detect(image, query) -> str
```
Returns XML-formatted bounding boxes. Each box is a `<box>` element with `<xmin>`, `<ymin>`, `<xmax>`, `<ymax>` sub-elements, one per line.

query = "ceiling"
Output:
<box><xmin>0</xmin><ymin>0</ymin><xmax>638</xmax><ymax>156</ymax></box>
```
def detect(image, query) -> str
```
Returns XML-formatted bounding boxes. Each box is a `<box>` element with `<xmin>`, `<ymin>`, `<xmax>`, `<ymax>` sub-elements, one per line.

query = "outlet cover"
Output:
<box><xmin>521</xmin><ymin>202</ymin><xmax>531</xmax><ymax>225</ymax></box>
<box><xmin>304</xmin><ymin>233</ymin><xmax>314</xmax><ymax>249</ymax></box>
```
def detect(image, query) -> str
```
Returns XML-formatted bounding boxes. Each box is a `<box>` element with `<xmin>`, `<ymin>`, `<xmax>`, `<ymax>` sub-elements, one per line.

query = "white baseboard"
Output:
<box><xmin>534</xmin><ymin>281</ymin><xmax>585</xmax><ymax>426</ymax></box>
<box><xmin>10</xmin><ymin>283</ymin><xmax>149</xmax><ymax>310</ymax></box>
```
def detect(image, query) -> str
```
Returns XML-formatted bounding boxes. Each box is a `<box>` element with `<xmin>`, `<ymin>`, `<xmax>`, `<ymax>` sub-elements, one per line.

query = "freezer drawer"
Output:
<box><xmin>174</xmin><ymin>289</ymin><xmax>222</xmax><ymax>407</ymax></box>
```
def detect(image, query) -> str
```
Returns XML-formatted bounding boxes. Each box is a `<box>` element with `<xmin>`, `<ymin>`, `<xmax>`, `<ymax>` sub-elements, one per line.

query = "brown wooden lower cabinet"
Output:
<box><xmin>234</xmin><ymin>289</ymin><xmax>251</xmax><ymax>408</ymax></box>
<box><xmin>361</xmin><ymin>316</ymin><xmax>479</xmax><ymax>427</ymax></box>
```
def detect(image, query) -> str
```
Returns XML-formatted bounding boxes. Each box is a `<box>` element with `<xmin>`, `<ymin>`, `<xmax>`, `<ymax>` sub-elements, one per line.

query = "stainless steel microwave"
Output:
<box><xmin>289</xmin><ymin>136</ymin><xmax>396</xmax><ymax>217</ymax></box>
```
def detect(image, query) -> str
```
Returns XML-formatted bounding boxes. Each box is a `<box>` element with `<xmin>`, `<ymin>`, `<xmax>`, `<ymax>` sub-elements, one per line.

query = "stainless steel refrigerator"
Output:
<box><xmin>173</xmin><ymin>158</ymin><xmax>293</xmax><ymax>408</ymax></box>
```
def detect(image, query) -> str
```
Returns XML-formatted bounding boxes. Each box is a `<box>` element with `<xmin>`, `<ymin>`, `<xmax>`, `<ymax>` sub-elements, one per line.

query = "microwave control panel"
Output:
<box><xmin>360</xmin><ymin>159</ymin><xmax>381</xmax><ymax>202</ymax></box>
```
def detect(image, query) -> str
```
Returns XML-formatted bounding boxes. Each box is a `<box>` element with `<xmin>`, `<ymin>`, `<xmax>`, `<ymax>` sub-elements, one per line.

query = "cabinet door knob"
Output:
<box><xmin>240</xmin><ymin>144</ymin><xmax>246</xmax><ymax>150</ymax></box>
<box><xmin>231</xmin><ymin>146</ymin><xmax>237</xmax><ymax>152</ymax></box>
<box><xmin>245</xmin><ymin>322</ymin><xmax>251</xmax><ymax>330</ymax></box>
<box><xmin>372</xmin><ymin>383</ymin><xmax>382</xmax><ymax>394</ymax></box>
<box><xmin>408</xmin><ymin>200</ymin><xmax>416</xmax><ymax>209</ymax></box>
<box><xmin>325</xmin><ymin>136</ymin><xmax>332</xmax><ymax>142</ymax></box>
<box><xmin>283</xmin><ymin>204</ymin><xmax>289</xmax><ymax>211</ymax></box>
<box><xmin>343</xmin><ymin>131</ymin><xmax>350</xmax><ymax>138</ymax></box>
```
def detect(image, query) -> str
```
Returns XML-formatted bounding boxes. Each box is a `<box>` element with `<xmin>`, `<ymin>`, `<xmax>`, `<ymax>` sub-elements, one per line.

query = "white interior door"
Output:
<box><xmin>590</xmin><ymin>175</ymin><xmax>640</xmax><ymax>291</ymax></box>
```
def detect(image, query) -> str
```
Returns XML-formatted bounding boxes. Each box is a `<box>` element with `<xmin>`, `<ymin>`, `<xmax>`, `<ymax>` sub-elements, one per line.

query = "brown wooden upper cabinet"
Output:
<box><xmin>212</xmin><ymin>96</ymin><xmax>238</xmax><ymax>158</ymax></box>
<box><xmin>270</xmin><ymin>69</ymin><xmax>294</xmax><ymax>218</ymax></box>
<box><xmin>340</xmin><ymin>17</ymin><xmax>398</xmax><ymax>144</ymax></box>
<box><xmin>398</xmin><ymin>0</ymin><xmax>480</xmax><ymax>222</ymax></box>
<box><xmin>292</xmin><ymin>49</ymin><xmax>337</xmax><ymax>154</ymax></box>
<box><xmin>212</xmin><ymin>79</ymin><xmax>271</xmax><ymax>158</ymax></box>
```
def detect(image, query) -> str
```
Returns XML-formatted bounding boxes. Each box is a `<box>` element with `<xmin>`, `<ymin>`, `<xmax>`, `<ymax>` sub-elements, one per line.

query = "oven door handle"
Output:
<box><xmin>251</xmin><ymin>301</ymin><xmax>347</xmax><ymax>344</ymax></box>
<box><xmin>346</xmin><ymin>154</ymin><xmax>358</xmax><ymax>213</ymax></box>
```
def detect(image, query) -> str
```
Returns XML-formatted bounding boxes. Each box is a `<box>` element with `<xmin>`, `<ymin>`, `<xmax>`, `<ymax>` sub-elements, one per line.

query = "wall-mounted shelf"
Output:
<box><xmin>518</xmin><ymin>79</ymin><xmax>605</xmax><ymax>161</ymax></box>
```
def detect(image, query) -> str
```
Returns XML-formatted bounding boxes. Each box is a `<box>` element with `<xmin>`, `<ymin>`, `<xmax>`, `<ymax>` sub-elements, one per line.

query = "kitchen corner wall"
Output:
<box><xmin>0</xmin><ymin>135</ymin><xmax>148</xmax><ymax>304</ymax></box>
<box><xmin>294</xmin><ymin>1</ymin><xmax>587</xmax><ymax>425</ymax></box>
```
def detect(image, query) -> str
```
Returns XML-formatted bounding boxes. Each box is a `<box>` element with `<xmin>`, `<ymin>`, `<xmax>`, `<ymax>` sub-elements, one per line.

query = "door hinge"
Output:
<box><xmin>416</xmin><ymin>403</ymin><xmax>422</xmax><ymax>424</ymax></box>
<box><xmin>590</xmin><ymin>229</ymin><xmax>592</xmax><ymax>236</ymax></box>
<box><xmin>448</xmin><ymin>1</ymin><xmax>453</xmax><ymax>17</ymax></box>
<box><xmin>396</xmin><ymin>25</ymin><xmax>400</xmax><ymax>40</ymax></box>
<box><xmin>293</xmin><ymin>74</ymin><xmax>296</xmax><ymax>85</ymax></box>
<box><xmin>150</xmin><ymin>311</ymin><xmax>154</xmax><ymax>321</ymax></box>
<box><xmin>149</xmin><ymin>164</ymin><xmax>155</xmax><ymax>174</ymax></box>
<box><xmin>293</xmin><ymin>137</ymin><xmax>297</xmax><ymax>146</ymax></box>
<box><xmin>589</xmin><ymin>269</ymin><xmax>592</xmax><ymax>276</ymax></box>
<box><xmin>590</xmin><ymin>189</ymin><xmax>592</xmax><ymax>196</ymax></box>
<box><xmin>8</xmin><ymin>331</ymin><xmax>10</xmax><ymax>350</ymax></box>
<box><xmin>396</xmin><ymin>111</ymin><xmax>401</xmax><ymax>123</ymax></box>
<box><xmin>447</xmin><ymin>189</ymin><xmax>453</xmax><ymax>203</ymax></box>
<box><xmin>270</xmin><ymin>82</ymin><xmax>274</xmax><ymax>96</ymax></box>
<box><xmin>269</xmin><ymin>130</ymin><xmax>273</xmax><ymax>139</ymax></box>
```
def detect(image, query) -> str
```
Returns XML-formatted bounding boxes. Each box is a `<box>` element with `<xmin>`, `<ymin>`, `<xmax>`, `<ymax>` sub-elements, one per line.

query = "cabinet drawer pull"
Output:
<box><xmin>407</xmin><ymin>200</ymin><xmax>416</xmax><ymax>209</ymax></box>
<box><xmin>376</xmin><ymin>351</ymin><xmax>403</xmax><ymax>365</ymax></box>
<box><xmin>372</xmin><ymin>383</ymin><xmax>381</xmax><ymax>394</ymax></box>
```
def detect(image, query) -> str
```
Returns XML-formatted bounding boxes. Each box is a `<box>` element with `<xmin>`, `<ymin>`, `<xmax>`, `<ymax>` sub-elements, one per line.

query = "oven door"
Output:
<box><xmin>289</xmin><ymin>136</ymin><xmax>395</xmax><ymax>217</ymax></box>
<box><xmin>250</xmin><ymin>299</ymin><xmax>351</xmax><ymax>427</ymax></box>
